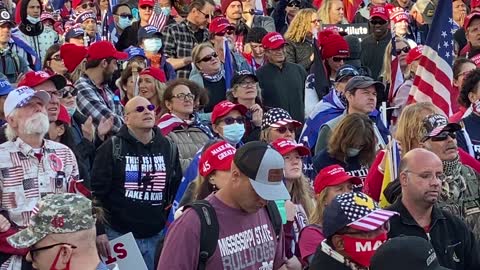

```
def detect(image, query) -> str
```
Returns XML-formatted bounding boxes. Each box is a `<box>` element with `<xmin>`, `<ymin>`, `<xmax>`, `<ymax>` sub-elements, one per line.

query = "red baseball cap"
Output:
<box><xmin>262</xmin><ymin>32</ymin><xmax>286</xmax><ymax>50</ymax></box>
<box><xmin>406</xmin><ymin>45</ymin><xmax>423</xmax><ymax>65</ymax></box>
<box><xmin>57</xmin><ymin>105</ymin><xmax>71</xmax><ymax>125</ymax></box>
<box><xmin>271</xmin><ymin>138</ymin><xmax>310</xmax><ymax>157</ymax></box>
<box><xmin>370</xmin><ymin>6</ymin><xmax>389</xmax><ymax>21</ymax></box>
<box><xmin>139</xmin><ymin>0</ymin><xmax>154</xmax><ymax>7</ymax></box>
<box><xmin>18</xmin><ymin>71</ymin><xmax>67</xmax><ymax>90</ymax></box>
<box><xmin>313</xmin><ymin>164</ymin><xmax>362</xmax><ymax>195</ymax></box>
<box><xmin>472</xmin><ymin>0</ymin><xmax>480</xmax><ymax>10</ymax></box>
<box><xmin>86</xmin><ymin>41</ymin><xmax>128</xmax><ymax>61</ymax></box>
<box><xmin>464</xmin><ymin>12</ymin><xmax>480</xmax><ymax>30</ymax></box>
<box><xmin>211</xmin><ymin>100</ymin><xmax>247</xmax><ymax>124</ymax></box>
<box><xmin>140</xmin><ymin>67</ymin><xmax>167</xmax><ymax>83</ymax></box>
<box><xmin>72</xmin><ymin>0</ymin><xmax>92</xmax><ymax>9</ymax></box>
<box><xmin>209</xmin><ymin>16</ymin><xmax>234</xmax><ymax>34</ymax></box>
<box><xmin>199</xmin><ymin>141</ymin><xmax>236</xmax><ymax>176</ymax></box>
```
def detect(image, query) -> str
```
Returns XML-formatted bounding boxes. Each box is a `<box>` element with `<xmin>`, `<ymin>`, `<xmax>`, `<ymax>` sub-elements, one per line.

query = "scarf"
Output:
<box><xmin>440</xmin><ymin>155</ymin><xmax>467</xmax><ymax>211</ymax></box>
<box><xmin>202</xmin><ymin>69</ymin><xmax>224</xmax><ymax>82</ymax></box>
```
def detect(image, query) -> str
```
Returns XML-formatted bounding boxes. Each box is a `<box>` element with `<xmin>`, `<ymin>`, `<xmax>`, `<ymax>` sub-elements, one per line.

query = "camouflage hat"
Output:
<box><xmin>8</xmin><ymin>193</ymin><xmax>95</xmax><ymax>249</ymax></box>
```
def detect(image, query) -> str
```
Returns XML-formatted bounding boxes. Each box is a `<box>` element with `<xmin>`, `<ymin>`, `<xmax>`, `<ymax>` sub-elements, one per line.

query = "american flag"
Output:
<box><xmin>388</xmin><ymin>25</ymin><xmax>404</xmax><ymax>104</ymax></box>
<box><xmin>2</xmin><ymin>167</ymin><xmax>24</xmax><ymax>188</ymax></box>
<box><xmin>149</xmin><ymin>7</ymin><xmax>168</xmax><ymax>31</ymax></box>
<box><xmin>23</xmin><ymin>178</ymin><xmax>39</xmax><ymax>198</ymax></box>
<box><xmin>408</xmin><ymin>0</ymin><xmax>455</xmax><ymax>116</ymax></box>
<box><xmin>1</xmin><ymin>192</ymin><xmax>17</xmax><ymax>209</ymax></box>
<box><xmin>124</xmin><ymin>171</ymin><xmax>166</xmax><ymax>192</ymax></box>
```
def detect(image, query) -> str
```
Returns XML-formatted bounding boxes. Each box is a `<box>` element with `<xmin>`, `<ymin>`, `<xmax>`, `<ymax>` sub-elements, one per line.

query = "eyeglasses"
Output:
<box><xmin>198</xmin><ymin>52</ymin><xmax>218</xmax><ymax>63</ymax></box>
<box><xmin>238</xmin><ymin>80</ymin><xmax>256</xmax><ymax>87</ymax></box>
<box><xmin>216</xmin><ymin>29</ymin><xmax>235</xmax><ymax>36</ymax></box>
<box><xmin>197</xmin><ymin>8</ymin><xmax>211</xmax><ymax>19</ymax></box>
<box><xmin>287</xmin><ymin>1</ymin><xmax>300</xmax><ymax>7</ymax></box>
<box><xmin>396</xmin><ymin>47</ymin><xmax>410</xmax><ymax>55</ymax></box>
<box><xmin>430</xmin><ymin>131</ymin><xmax>457</xmax><ymax>142</ymax></box>
<box><xmin>172</xmin><ymin>93</ymin><xmax>195</xmax><ymax>101</ymax></box>
<box><xmin>332</xmin><ymin>57</ymin><xmax>347</xmax><ymax>62</ymax></box>
<box><xmin>30</xmin><ymin>243</ymin><xmax>77</xmax><ymax>261</ymax></box>
<box><xmin>139</xmin><ymin>5</ymin><xmax>153</xmax><ymax>10</ymax></box>
<box><xmin>404</xmin><ymin>170</ymin><xmax>447</xmax><ymax>182</ymax></box>
<box><xmin>221</xmin><ymin>116</ymin><xmax>245</xmax><ymax>125</ymax></box>
<box><xmin>370</xmin><ymin>19</ymin><xmax>387</xmax><ymax>25</ymax></box>
<box><xmin>50</xmin><ymin>55</ymin><xmax>62</xmax><ymax>61</ymax></box>
<box><xmin>117</xmin><ymin>13</ymin><xmax>133</xmax><ymax>19</ymax></box>
<box><xmin>274</xmin><ymin>126</ymin><xmax>295</xmax><ymax>134</ymax></box>
<box><xmin>61</xmin><ymin>87</ymin><xmax>78</xmax><ymax>98</ymax></box>
<box><xmin>134</xmin><ymin>104</ymin><xmax>155</xmax><ymax>113</ymax></box>
<box><xmin>81</xmin><ymin>2</ymin><xmax>95</xmax><ymax>9</ymax></box>
<box><xmin>311</xmin><ymin>19</ymin><xmax>321</xmax><ymax>24</ymax></box>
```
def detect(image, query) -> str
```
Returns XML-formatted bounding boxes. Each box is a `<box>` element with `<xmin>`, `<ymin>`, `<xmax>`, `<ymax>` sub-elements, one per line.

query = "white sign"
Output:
<box><xmin>102</xmin><ymin>232</ymin><xmax>148</xmax><ymax>270</ymax></box>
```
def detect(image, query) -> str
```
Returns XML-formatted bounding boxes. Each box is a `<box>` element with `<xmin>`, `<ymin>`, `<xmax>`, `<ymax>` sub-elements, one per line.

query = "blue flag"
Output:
<box><xmin>224</xmin><ymin>38</ymin><xmax>233</xmax><ymax>90</ymax></box>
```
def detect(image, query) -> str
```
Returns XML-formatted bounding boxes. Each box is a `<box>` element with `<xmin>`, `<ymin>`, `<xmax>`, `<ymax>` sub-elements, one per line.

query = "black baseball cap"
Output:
<box><xmin>0</xmin><ymin>8</ymin><xmax>14</xmax><ymax>26</ymax></box>
<box><xmin>138</xmin><ymin>25</ymin><xmax>162</xmax><ymax>42</ymax></box>
<box><xmin>335</xmin><ymin>65</ymin><xmax>360</xmax><ymax>82</ymax></box>
<box><xmin>344</xmin><ymin>75</ymin><xmax>385</xmax><ymax>93</ymax></box>
<box><xmin>231</xmin><ymin>70</ymin><xmax>258</xmax><ymax>87</ymax></box>
<box><xmin>371</xmin><ymin>236</ymin><xmax>451</xmax><ymax>270</ymax></box>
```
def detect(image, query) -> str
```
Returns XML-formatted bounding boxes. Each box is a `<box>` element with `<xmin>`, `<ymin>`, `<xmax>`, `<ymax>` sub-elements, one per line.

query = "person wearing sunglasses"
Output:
<box><xmin>43</xmin><ymin>44</ymin><xmax>68</xmax><ymax>76</ymax></box>
<box><xmin>158</xmin><ymin>79</ymin><xmax>215</xmax><ymax>172</ymax></box>
<box><xmin>72</xmin><ymin>0</ymin><xmax>97</xmax><ymax>15</ymax></box>
<box><xmin>318</xmin><ymin>30</ymin><xmax>350</xmax><ymax>82</ymax></box>
<box><xmin>284</xmin><ymin>9</ymin><xmax>321</xmax><ymax>72</ymax></box>
<box><xmin>380</xmin><ymin>36</ymin><xmax>410</xmax><ymax>103</ymax></box>
<box><xmin>112</xmin><ymin>3</ymin><xmax>132</xmax><ymax>43</ymax></box>
<box><xmin>116</xmin><ymin>0</ymin><xmax>155</xmax><ymax>51</ymax></box>
<box><xmin>360</xmin><ymin>6</ymin><xmax>391</xmax><ymax>81</ymax></box>
<box><xmin>260</xmin><ymin>107</ymin><xmax>302</xmax><ymax>143</ymax></box>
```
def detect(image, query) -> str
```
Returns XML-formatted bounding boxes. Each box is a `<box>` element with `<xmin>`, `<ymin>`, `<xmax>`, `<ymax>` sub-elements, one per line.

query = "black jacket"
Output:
<box><xmin>387</xmin><ymin>199</ymin><xmax>480</xmax><ymax>270</ymax></box>
<box><xmin>91</xmin><ymin>125</ymin><xmax>182</xmax><ymax>238</ymax></box>
<box><xmin>310</xmin><ymin>243</ymin><xmax>364</xmax><ymax>270</ymax></box>
<box><xmin>115</xmin><ymin>21</ymin><xmax>141</xmax><ymax>51</ymax></box>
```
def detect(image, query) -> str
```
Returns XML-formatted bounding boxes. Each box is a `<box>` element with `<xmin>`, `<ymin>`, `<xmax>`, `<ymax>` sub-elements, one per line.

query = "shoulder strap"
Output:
<box><xmin>111</xmin><ymin>135</ymin><xmax>122</xmax><ymax>161</ymax></box>
<box><xmin>266</xmin><ymin>201</ymin><xmax>282</xmax><ymax>240</ymax></box>
<box><xmin>184</xmin><ymin>200</ymin><xmax>219</xmax><ymax>270</ymax></box>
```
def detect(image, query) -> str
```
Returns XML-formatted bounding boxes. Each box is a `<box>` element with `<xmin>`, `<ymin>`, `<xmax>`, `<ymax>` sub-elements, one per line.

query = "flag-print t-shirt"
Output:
<box><xmin>159</xmin><ymin>194</ymin><xmax>287</xmax><ymax>269</ymax></box>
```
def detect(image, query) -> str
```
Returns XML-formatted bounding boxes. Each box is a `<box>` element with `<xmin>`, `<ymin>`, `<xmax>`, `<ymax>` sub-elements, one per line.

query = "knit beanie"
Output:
<box><xmin>318</xmin><ymin>30</ymin><xmax>350</xmax><ymax>59</ymax></box>
<box><xmin>60</xmin><ymin>44</ymin><xmax>88</xmax><ymax>73</ymax></box>
<box><xmin>221</xmin><ymin>0</ymin><xmax>242</xmax><ymax>14</ymax></box>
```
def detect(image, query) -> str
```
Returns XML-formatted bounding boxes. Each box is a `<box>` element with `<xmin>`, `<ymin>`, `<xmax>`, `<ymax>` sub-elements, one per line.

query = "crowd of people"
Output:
<box><xmin>0</xmin><ymin>0</ymin><xmax>480</xmax><ymax>269</ymax></box>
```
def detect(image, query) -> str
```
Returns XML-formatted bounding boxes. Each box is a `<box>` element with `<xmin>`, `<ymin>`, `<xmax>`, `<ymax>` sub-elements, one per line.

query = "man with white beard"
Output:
<box><xmin>0</xmin><ymin>86</ymin><xmax>79</xmax><ymax>270</ymax></box>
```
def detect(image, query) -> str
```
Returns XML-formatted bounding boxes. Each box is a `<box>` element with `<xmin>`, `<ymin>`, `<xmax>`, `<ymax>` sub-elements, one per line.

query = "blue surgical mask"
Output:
<box><xmin>160</xmin><ymin>7</ymin><xmax>171</xmax><ymax>17</ymax></box>
<box><xmin>118</xmin><ymin>16</ymin><xmax>132</xmax><ymax>30</ymax></box>
<box><xmin>66</xmin><ymin>106</ymin><xmax>76</xmax><ymax>116</ymax></box>
<box><xmin>143</xmin><ymin>38</ymin><xmax>162</xmax><ymax>53</ymax></box>
<box><xmin>222</xmin><ymin>123</ymin><xmax>245</xmax><ymax>145</ymax></box>
<box><xmin>27</xmin><ymin>15</ymin><xmax>40</xmax><ymax>24</ymax></box>
<box><xmin>346</xmin><ymin>148</ymin><xmax>361</xmax><ymax>157</ymax></box>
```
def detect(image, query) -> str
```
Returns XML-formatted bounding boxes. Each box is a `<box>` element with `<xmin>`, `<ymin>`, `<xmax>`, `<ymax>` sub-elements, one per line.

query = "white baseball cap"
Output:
<box><xmin>4</xmin><ymin>86</ymin><xmax>50</xmax><ymax>117</ymax></box>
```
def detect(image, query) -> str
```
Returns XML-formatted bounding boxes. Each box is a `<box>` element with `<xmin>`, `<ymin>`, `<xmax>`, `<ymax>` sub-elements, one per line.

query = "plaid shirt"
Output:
<box><xmin>75</xmin><ymin>74</ymin><xmax>124</xmax><ymax>133</ymax></box>
<box><xmin>162</xmin><ymin>21</ymin><xmax>209</xmax><ymax>78</ymax></box>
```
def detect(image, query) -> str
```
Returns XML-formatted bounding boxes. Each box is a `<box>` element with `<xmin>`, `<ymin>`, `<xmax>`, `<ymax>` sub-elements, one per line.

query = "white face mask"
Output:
<box><xmin>143</xmin><ymin>38</ymin><xmax>162</xmax><ymax>53</ymax></box>
<box><xmin>27</xmin><ymin>15</ymin><xmax>40</xmax><ymax>24</ymax></box>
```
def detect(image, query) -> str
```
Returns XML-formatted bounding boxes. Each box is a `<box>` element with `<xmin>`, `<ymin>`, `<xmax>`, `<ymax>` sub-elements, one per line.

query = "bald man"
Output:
<box><xmin>386</xmin><ymin>148</ymin><xmax>480</xmax><ymax>270</ymax></box>
<box><xmin>91</xmin><ymin>96</ymin><xmax>182</xmax><ymax>270</ymax></box>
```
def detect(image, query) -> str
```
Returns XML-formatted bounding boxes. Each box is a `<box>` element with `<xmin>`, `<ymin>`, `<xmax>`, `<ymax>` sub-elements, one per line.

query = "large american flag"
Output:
<box><xmin>408</xmin><ymin>0</ymin><xmax>455</xmax><ymax>116</ymax></box>
<box><xmin>149</xmin><ymin>4</ymin><xmax>169</xmax><ymax>31</ymax></box>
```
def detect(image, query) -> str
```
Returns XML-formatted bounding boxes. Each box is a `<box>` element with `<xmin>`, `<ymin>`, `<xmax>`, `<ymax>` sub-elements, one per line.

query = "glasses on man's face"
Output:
<box><xmin>81</xmin><ymin>2</ymin><xmax>95</xmax><ymax>9</ymax></box>
<box><xmin>30</xmin><ymin>243</ymin><xmax>77</xmax><ymax>261</ymax></box>
<box><xmin>216</xmin><ymin>29</ymin><xmax>235</xmax><ymax>37</ymax></box>
<box><xmin>61</xmin><ymin>87</ymin><xmax>78</xmax><ymax>98</ymax></box>
<box><xmin>222</xmin><ymin>116</ymin><xmax>245</xmax><ymax>125</ymax></box>
<box><xmin>140</xmin><ymin>5</ymin><xmax>153</xmax><ymax>10</ymax></box>
<box><xmin>332</xmin><ymin>57</ymin><xmax>347</xmax><ymax>62</ymax></box>
<box><xmin>117</xmin><ymin>13</ymin><xmax>133</xmax><ymax>19</ymax></box>
<box><xmin>404</xmin><ymin>170</ymin><xmax>447</xmax><ymax>182</ymax></box>
<box><xmin>134</xmin><ymin>104</ymin><xmax>155</xmax><ymax>113</ymax></box>
<box><xmin>50</xmin><ymin>55</ymin><xmax>62</xmax><ymax>62</ymax></box>
<box><xmin>274</xmin><ymin>125</ymin><xmax>295</xmax><ymax>134</ymax></box>
<box><xmin>197</xmin><ymin>8</ymin><xmax>211</xmax><ymax>19</ymax></box>
<box><xmin>396</xmin><ymin>47</ymin><xmax>410</xmax><ymax>55</ymax></box>
<box><xmin>370</xmin><ymin>19</ymin><xmax>387</xmax><ymax>25</ymax></box>
<box><xmin>198</xmin><ymin>52</ymin><xmax>218</xmax><ymax>63</ymax></box>
<box><xmin>172</xmin><ymin>93</ymin><xmax>195</xmax><ymax>101</ymax></box>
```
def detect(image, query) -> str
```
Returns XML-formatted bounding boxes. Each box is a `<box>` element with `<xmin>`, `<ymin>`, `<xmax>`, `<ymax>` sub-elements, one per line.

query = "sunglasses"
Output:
<box><xmin>61</xmin><ymin>87</ymin><xmax>78</xmax><ymax>98</ymax></box>
<box><xmin>222</xmin><ymin>116</ymin><xmax>245</xmax><ymax>125</ymax></box>
<box><xmin>118</xmin><ymin>13</ymin><xmax>133</xmax><ymax>19</ymax></box>
<box><xmin>396</xmin><ymin>47</ymin><xmax>410</xmax><ymax>55</ymax></box>
<box><xmin>81</xmin><ymin>2</ymin><xmax>95</xmax><ymax>9</ymax></box>
<box><xmin>50</xmin><ymin>55</ymin><xmax>62</xmax><ymax>61</ymax></box>
<box><xmin>370</xmin><ymin>19</ymin><xmax>387</xmax><ymax>25</ymax></box>
<box><xmin>287</xmin><ymin>1</ymin><xmax>300</xmax><ymax>7</ymax></box>
<box><xmin>332</xmin><ymin>57</ymin><xmax>347</xmax><ymax>62</ymax></box>
<box><xmin>197</xmin><ymin>9</ymin><xmax>211</xmax><ymax>19</ymax></box>
<box><xmin>198</xmin><ymin>52</ymin><xmax>218</xmax><ymax>63</ymax></box>
<box><xmin>139</xmin><ymin>5</ymin><xmax>153</xmax><ymax>10</ymax></box>
<box><xmin>216</xmin><ymin>29</ymin><xmax>235</xmax><ymax>36</ymax></box>
<box><xmin>311</xmin><ymin>19</ymin><xmax>321</xmax><ymax>24</ymax></box>
<box><xmin>172</xmin><ymin>93</ymin><xmax>195</xmax><ymax>100</ymax></box>
<box><xmin>430</xmin><ymin>131</ymin><xmax>457</xmax><ymax>142</ymax></box>
<box><xmin>274</xmin><ymin>126</ymin><xmax>296</xmax><ymax>134</ymax></box>
<box><xmin>135</xmin><ymin>104</ymin><xmax>155</xmax><ymax>112</ymax></box>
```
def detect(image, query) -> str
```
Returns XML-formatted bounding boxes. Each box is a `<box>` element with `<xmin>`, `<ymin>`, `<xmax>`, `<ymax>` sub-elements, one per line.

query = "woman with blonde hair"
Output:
<box><xmin>271</xmin><ymin>138</ymin><xmax>315</xmax><ymax>265</ymax></box>
<box><xmin>260</xmin><ymin>108</ymin><xmax>302</xmax><ymax>143</ymax></box>
<box><xmin>298</xmin><ymin>164</ymin><xmax>361</xmax><ymax>266</ymax></box>
<box><xmin>284</xmin><ymin>8</ymin><xmax>322</xmax><ymax>71</ymax></box>
<box><xmin>318</xmin><ymin>0</ymin><xmax>346</xmax><ymax>24</ymax></box>
<box><xmin>138</xmin><ymin>67</ymin><xmax>167</xmax><ymax>122</ymax></box>
<box><xmin>380</xmin><ymin>36</ymin><xmax>411</xmax><ymax>85</ymax></box>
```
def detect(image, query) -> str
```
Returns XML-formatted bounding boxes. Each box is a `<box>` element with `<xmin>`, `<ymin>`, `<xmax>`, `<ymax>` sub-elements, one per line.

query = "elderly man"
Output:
<box><xmin>7</xmin><ymin>193</ymin><xmax>114</xmax><ymax>270</ymax></box>
<box><xmin>92</xmin><ymin>96</ymin><xmax>182</xmax><ymax>270</ymax></box>
<box><xmin>0</xmin><ymin>86</ymin><xmax>79</xmax><ymax>270</ymax></box>
<box><xmin>419</xmin><ymin>114</ymin><xmax>480</xmax><ymax>241</ymax></box>
<box><xmin>387</xmin><ymin>148</ymin><xmax>480</xmax><ymax>269</ymax></box>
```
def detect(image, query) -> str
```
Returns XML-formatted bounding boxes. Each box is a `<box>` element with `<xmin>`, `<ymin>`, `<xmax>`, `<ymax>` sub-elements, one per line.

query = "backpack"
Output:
<box><xmin>154</xmin><ymin>199</ymin><xmax>283</xmax><ymax>270</ymax></box>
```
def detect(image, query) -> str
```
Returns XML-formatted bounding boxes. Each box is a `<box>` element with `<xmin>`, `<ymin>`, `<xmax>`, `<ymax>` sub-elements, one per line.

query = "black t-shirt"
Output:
<box><xmin>463</xmin><ymin>113</ymin><xmax>480</xmax><ymax>161</ymax></box>
<box><xmin>203</xmin><ymin>78</ymin><xmax>226</xmax><ymax>113</ymax></box>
